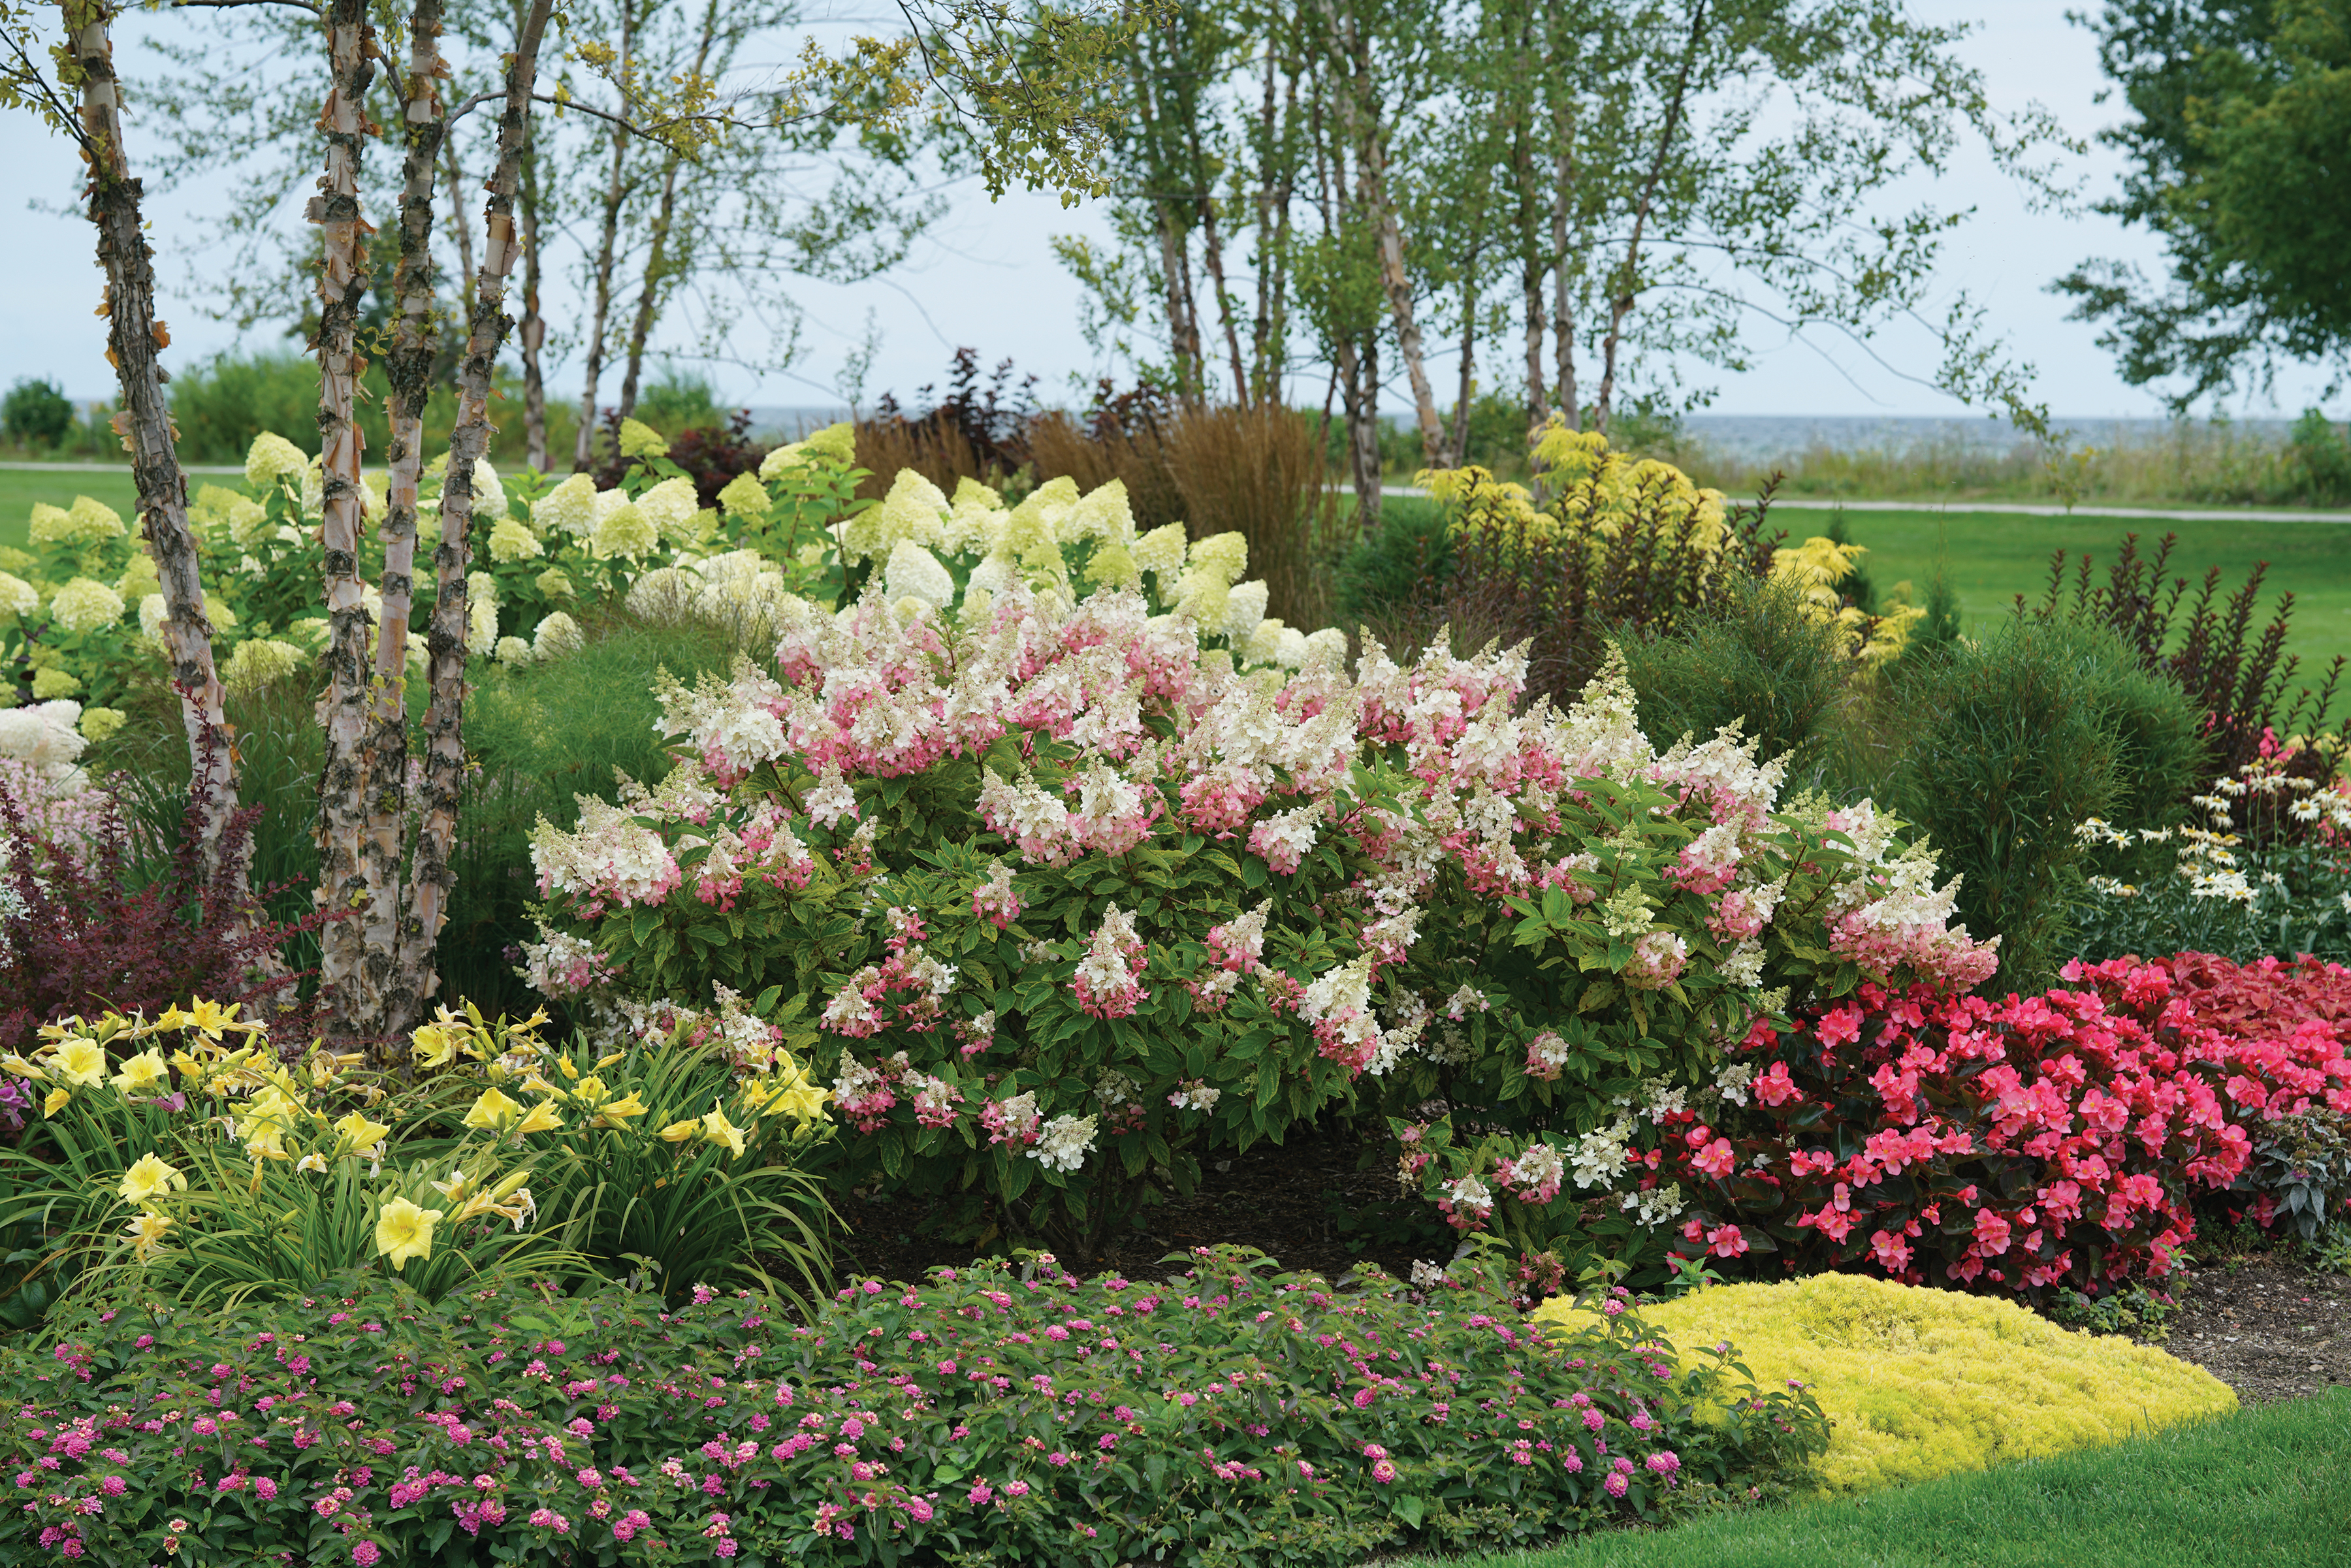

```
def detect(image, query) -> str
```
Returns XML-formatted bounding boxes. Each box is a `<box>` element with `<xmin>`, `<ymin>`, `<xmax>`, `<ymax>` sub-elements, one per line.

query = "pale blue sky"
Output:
<box><xmin>0</xmin><ymin>1</ymin><xmax>2339</xmax><ymax>423</ymax></box>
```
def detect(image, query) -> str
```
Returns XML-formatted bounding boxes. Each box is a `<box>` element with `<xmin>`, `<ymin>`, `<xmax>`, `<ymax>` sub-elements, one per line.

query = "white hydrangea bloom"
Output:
<box><xmin>220</xmin><ymin>638</ymin><xmax>308</xmax><ymax>692</ymax></box>
<box><xmin>1223</xmin><ymin>579</ymin><xmax>1269</xmax><ymax>643</ymax></box>
<box><xmin>625</xmin><ymin>566</ymin><xmax>694</xmax><ymax>622</ymax></box>
<box><xmin>245</xmin><ymin>431</ymin><xmax>308</xmax><ymax>489</ymax></box>
<box><xmin>534</xmin><ymin>611</ymin><xmax>584</xmax><ymax>661</ymax></box>
<box><xmin>1300</xmin><ymin>628</ymin><xmax>1348</xmax><ymax>672</ymax></box>
<box><xmin>842</xmin><ymin>469</ymin><xmax>948</xmax><ymax>565</ymax></box>
<box><xmin>48</xmin><ymin>577</ymin><xmax>126</xmax><ymax>634</ymax></box>
<box><xmin>1031</xmin><ymin>1113</ymin><xmax>1098</xmax><ymax>1174</ymax></box>
<box><xmin>532</xmin><ymin>473</ymin><xmax>601</xmax><ymax>537</ymax></box>
<box><xmin>0</xmin><ymin>573</ymin><xmax>40</xmax><ymax>620</ymax></box>
<box><xmin>716</xmin><ymin>470</ymin><xmax>769</xmax><ymax>519</ymax></box>
<box><xmin>488</xmin><ymin>516</ymin><xmax>543</xmax><ymax>562</ymax></box>
<box><xmin>1061</xmin><ymin>479</ymin><xmax>1135</xmax><ymax>545</ymax></box>
<box><xmin>884</xmin><ymin>539</ymin><xmax>955</xmax><ymax>611</ymax></box>
<box><xmin>1131</xmin><ymin>522</ymin><xmax>1188</xmax><ymax>588</ymax></box>
<box><xmin>633</xmin><ymin>476</ymin><xmax>701</xmax><ymax>543</ymax></box>
<box><xmin>0</xmin><ymin>699</ymin><xmax>88</xmax><ymax>780</ymax></box>
<box><xmin>592</xmin><ymin>502</ymin><xmax>658</xmax><ymax>562</ymax></box>
<box><xmin>942</xmin><ymin>477</ymin><xmax>1008</xmax><ymax>554</ymax></box>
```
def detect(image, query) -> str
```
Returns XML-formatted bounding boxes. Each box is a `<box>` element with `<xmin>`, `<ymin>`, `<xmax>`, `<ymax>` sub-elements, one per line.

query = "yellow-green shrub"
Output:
<box><xmin>1534</xmin><ymin>1272</ymin><xmax>2233</xmax><ymax>1494</ymax></box>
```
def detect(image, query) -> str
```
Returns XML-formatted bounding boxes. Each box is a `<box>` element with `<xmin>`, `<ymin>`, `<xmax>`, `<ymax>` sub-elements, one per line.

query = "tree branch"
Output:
<box><xmin>170</xmin><ymin>0</ymin><xmax>323</xmax><ymax>12</ymax></box>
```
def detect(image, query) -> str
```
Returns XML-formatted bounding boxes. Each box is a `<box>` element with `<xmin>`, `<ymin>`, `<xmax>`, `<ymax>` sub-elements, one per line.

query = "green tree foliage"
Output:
<box><xmin>1061</xmin><ymin>0</ymin><xmax>2070</xmax><ymax>536</ymax></box>
<box><xmin>1</xmin><ymin>376</ymin><xmax>74</xmax><ymax>448</ymax></box>
<box><xmin>2059</xmin><ymin>0</ymin><xmax>2351</xmax><ymax>406</ymax></box>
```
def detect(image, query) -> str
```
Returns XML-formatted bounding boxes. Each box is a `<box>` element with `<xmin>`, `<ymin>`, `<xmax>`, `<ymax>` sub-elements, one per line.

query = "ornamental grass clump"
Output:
<box><xmin>0</xmin><ymin>1243</ymin><xmax>1827</xmax><ymax>1566</ymax></box>
<box><xmin>1536</xmin><ymin>1272</ymin><xmax>2234</xmax><ymax>1494</ymax></box>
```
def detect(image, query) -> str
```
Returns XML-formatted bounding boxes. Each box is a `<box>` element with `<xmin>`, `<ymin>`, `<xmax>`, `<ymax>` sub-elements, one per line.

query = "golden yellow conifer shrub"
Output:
<box><xmin>1535</xmin><ymin>1272</ymin><xmax>2233</xmax><ymax>1493</ymax></box>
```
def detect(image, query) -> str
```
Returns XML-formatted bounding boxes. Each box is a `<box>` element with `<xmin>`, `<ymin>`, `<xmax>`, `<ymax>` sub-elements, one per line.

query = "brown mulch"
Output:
<box><xmin>826</xmin><ymin>1130</ymin><xmax>2351</xmax><ymax>1406</ymax></box>
<box><xmin>2157</xmin><ymin>1253</ymin><xmax>2351</xmax><ymax>1404</ymax></box>
<box><xmin>829</xmin><ymin>1121</ymin><xmax>1444</xmax><ymax>1287</ymax></box>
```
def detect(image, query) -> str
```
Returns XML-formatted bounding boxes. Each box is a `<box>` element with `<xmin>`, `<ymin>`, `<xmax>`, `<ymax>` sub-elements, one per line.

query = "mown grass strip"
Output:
<box><xmin>1415</xmin><ymin>1389</ymin><xmax>2351</xmax><ymax>1568</ymax></box>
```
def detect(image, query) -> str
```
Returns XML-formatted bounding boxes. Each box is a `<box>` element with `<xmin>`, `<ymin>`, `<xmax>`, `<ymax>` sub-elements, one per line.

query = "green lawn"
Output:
<box><xmin>0</xmin><ymin>466</ymin><xmax>146</xmax><ymax>552</ymax></box>
<box><xmin>1823</xmin><ymin>507</ymin><xmax>2351</xmax><ymax>678</ymax></box>
<box><xmin>1416</xmin><ymin>1388</ymin><xmax>2350</xmax><ymax>1568</ymax></box>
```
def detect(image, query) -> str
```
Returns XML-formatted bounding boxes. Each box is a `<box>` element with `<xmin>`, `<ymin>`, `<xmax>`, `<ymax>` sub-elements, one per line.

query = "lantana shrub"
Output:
<box><xmin>528</xmin><ymin>529</ymin><xmax>2000</xmax><ymax>1270</ymax></box>
<box><xmin>1655</xmin><ymin>955</ymin><xmax>2351</xmax><ymax>1298</ymax></box>
<box><xmin>0</xmin><ymin>1246</ymin><xmax>1827</xmax><ymax>1566</ymax></box>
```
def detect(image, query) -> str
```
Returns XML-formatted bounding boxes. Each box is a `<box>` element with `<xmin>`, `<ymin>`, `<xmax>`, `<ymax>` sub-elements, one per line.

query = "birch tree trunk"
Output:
<box><xmin>1319</xmin><ymin>0</ymin><xmax>1446</xmax><ymax>468</ymax></box>
<box><xmin>1553</xmin><ymin>141</ymin><xmax>1576</xmax><ymax>426</ymax></box>
<box><xmin>441</xmin><ymin>139</ymin><xmax>476</xmax><ymax>318</ymax></box>
<box><xmin>571</xmin><ymin>2</ymin><xmax>637</xmax><ymax>470</ymax></box>
<box><xmin>309</xmin><ymin>0</ymin><xmax>380</xmax><ymax>1035</ymax></box>
<box><xmin>1509</xmin><ymin>65</ymin><xmax>1550</xmax><ymax>441</ymax></box>
<box><xmin>1594</xmin><ymin>0</ymin><xmax>1708</xmax><ymax>436</ymax></box>
<box><xmin>392</xmin><ymin>0</ymin><xmax>557</xmax><ymax>1048</ymax></box>
<box><xmin>62</xmin><ymin>0</ymin><xmax>245</xmax><ymax>887</ymax></box>
<box><xmin>618</xmin><ymin>0</ymin><xmax>719</xmax><ymax>422</ymax></box>
<box><xmin>614</xmin><ymin>144</ymin><xmax>682</xmax><ymax>422</ymax></box>
<box><xmin>518</xmin><ymin>109</ymin><xmax>550</xmax><ymax>471</ymax></box>
<box><xmin>365</xmin><ymin>0</ymin><xmax>449</xmax><ymax>1048</ymax></box>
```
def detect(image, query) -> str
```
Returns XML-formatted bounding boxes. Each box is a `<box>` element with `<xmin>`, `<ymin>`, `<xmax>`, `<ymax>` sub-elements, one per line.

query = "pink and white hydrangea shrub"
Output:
<box><xmin>526</xmin><ymin>576</ymin><xmax>1994</xmax><ymax>1271</ymax></box>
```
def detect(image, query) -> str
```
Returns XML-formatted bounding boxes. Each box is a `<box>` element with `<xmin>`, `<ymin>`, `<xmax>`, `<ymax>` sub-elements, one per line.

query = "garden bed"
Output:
<box><xmin>2164</xmin><ymin>1255</ymin><xmax>2351</xmax><ymax>1403</ymax></box>
<box><xmin>831</xmin><ymin>1143</ymin><xmax>2351</xmax><ymax>1411</ymax></box>
<box><xmin>828</xmin><ymin>1118</ymin><xmax>1441</xmax><ymax>1287</ymax></box>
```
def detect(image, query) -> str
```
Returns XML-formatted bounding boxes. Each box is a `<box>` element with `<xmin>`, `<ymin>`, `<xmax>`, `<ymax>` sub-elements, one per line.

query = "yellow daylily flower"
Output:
<box><xmin>374</xmin><ymin>1197</ymin><xmax>444</xmax><ymax>1271</ymax></box>
<box><xmin>702</xmin><ymin>1102</ymin><xmax>746</xmax><ymax>1159</ymax></box>
<box><xmin>461</xmin><ymin>1087</ymin><xmax>524</xmax><ymax>1133</ymax></box>
<box><xmin>306</xmin><ymin>1049</ymin><xmax>360</xmax><ymax>1091</ymax></box>
<box><xmin>595</xmin><ymin>1051</ymin><xmax>626</xmax><ymax>1071</ymax></box>
<box><xmin>568</xmin><ymin>1074</ymin><xmax>607</xmax><ymax>1106</ymax></box>
<box><xmin>592</xmin><ymin>1091</ymin><xmax>648</xmax><ymax>1130</ymax></box>
<box><xmin>1</xmin><ymin>1054</ymin><xmax>43</xmax><ymax>1080</ymax></box>
<box><xmin>556</xmin><ymin>1053</ymin><xmax>580</xmax><ymax>1081</ymax></box>
<box><xmin>111</xmin><ymin>1049</ymin><xmax>170</xmax><ymax>1096</ymax></box>
<box><xmin>767</xmin><ymin>1067</ymin><xmax>832</xmax><ymax>1125</ymax></box>
<box><xmin>54</xmin><ymin>1039</ymin><xmax>107</xmax><ymax>1088</ymax></box>
<box><xmin>332</xmin><ymin>1111</ymin><xmax>392</xmax><ymax>1158</ymax></box>
<box><xmin>118</xmin><ymin>1152</ymin><xmax>187</xmax><ymax>1204</ymax></box>
<box><xmin>295</xmin><ymin>1153</ymin><xmax>329</xmax><ymax>1175</ymax></box>
<box><xmin>432</xmin><ymin>1168</ymin><xmax>481</xmax><ymax>1205</ymax></box>
<box><xmin>123</xmin><ymin>1209</ymin><xmax>175</xmax><ymax>1261</ymax></box>
<box><xmin>411</xmin><ymin>1021</ymin><xmax>463</xmax><ymax>1071</ymax></box>
<box><xmin>514</xmin><ymin>1099</ymin><xmax>564</xmax><ymax>1136</ymax></box>
<box><xmin>182</xmin><ymin>999</ymin><xmax>254</xmax><ymax>1040</ymax></box>
<box><xmin>41</xmin><ymin>1087</ymin><xmax>71</xmax><ymax>1117</ymax></box>
<box><xmin>657</xmin><ymin>1117</ymin><xmax>702</xmax><ymax>1144</ymax></box>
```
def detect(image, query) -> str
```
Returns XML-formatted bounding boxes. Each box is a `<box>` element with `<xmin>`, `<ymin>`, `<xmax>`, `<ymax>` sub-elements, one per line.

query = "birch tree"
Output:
<box><xmin>1</xmin><ymin>1</ymin><xmax>245</xmax><ymax>884</ymax></box>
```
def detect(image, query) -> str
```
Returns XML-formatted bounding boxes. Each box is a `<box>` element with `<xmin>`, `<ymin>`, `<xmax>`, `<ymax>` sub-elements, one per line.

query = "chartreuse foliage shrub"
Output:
<box><xmin>1538</xmin><ymin>1273</ymin><xmax>2233</xmax><ymax>1495</ymax></box>
<box><xmin>528</xmin><ymin>581</ymin><xmax>2000</xmax><ymax>1273</ymax></box>
<box><xmin>0</xmin><ymin>995</ymin><xmax>833</xmax><ymax>1313</ymax></box>
<box><xmin>0</xmin><ymin>1245</ymin><xmax>1827</xmax><ymax>1567</ymax></box>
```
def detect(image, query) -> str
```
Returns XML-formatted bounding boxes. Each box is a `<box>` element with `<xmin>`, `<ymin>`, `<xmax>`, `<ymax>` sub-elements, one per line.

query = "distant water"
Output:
<box><xmin>1671</xmin><ymin>414</ymin><xmax>2302</xmax><ymax>463</ymax></box>
<box><xmin>744</xmin><ymin>405</ymin><xmax>854</xmax><ymax>440</ymax></box>
<box><xmin>741</xmin><ymin>405</ymin><xmax>2309</xmax><ymax>459</ymax></box>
